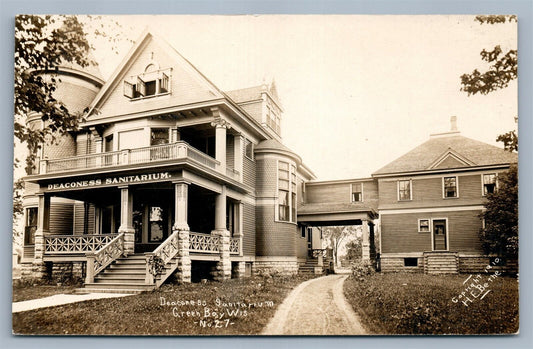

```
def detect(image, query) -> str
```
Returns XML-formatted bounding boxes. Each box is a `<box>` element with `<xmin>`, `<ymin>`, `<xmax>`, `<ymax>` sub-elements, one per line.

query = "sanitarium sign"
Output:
<box><xmin>46</xmin><ymin>172</ymin><xmax>172</xmax><ymax>190</ymax></box>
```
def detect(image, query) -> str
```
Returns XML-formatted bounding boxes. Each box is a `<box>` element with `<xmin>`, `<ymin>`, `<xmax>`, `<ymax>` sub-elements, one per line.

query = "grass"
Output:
<box><xmin>13</xmin><ymin>275</ymin><xmax>310</xmax><ymax>335</ymax></box>
<box><xmin>13</xmin><ymin>282</ymin><xmax>79</xmax><ymax>302</ymax></box>
<box><xmin>343</xmin><ymin>272</ymin><xmax>519</xmax><ymax>335</ymax></box>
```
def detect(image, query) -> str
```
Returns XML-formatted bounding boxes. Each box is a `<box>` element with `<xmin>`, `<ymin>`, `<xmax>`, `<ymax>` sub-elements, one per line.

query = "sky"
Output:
<box><xmin>87</xmin><ymin>15</ymin><xmax>517</xmax><ymax>180</ymax></box>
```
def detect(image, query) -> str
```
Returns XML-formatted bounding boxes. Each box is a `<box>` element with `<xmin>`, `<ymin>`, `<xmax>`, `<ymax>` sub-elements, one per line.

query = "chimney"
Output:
<box><xmin>450</xmin><ymin>116</ymin><xmax>458</xmax><ymax>132</ymax></box>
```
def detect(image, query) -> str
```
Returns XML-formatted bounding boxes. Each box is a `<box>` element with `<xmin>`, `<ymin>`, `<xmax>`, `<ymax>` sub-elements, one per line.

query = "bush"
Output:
<box><xmin>350</xmin><ymin>260</ymin><xmax>375</xmax><ymax>279</ymax></box>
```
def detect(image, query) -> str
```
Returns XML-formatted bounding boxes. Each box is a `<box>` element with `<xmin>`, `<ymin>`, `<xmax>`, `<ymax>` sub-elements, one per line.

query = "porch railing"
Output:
<box><xmin>145</xmin><ymin>230</ymin><xmax>181</xmax><ymax>286</ymax></box>
<box><xmin>85</xmin><ymin>233</ymin><xmax>125</xmax><ymax>283</ymax></box>
<box><xmin>45</xmin><ymin>234</ymin><xmax>118</xmax><ymax>254</ymax></box>
<box><xmin>41</xmin><ymin>141</ymin><xmax>222</xmax><ymax>174</ymax></box>
<box><xmin>230</xmin><ymin>237</ymin><xmax>240</xmax><ymax>255</ymax></box>
<box><xmin>189</xmin><ymin>232</ymin><xmax>219</xmax><ymax>253</ymax></box>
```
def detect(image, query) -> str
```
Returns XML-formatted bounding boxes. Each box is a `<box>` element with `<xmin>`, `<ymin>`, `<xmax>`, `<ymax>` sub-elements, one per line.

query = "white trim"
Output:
<box><xmin>380</xmin><ymin>205</ymin><xmax>485</xmax><ymax>215</ymax></box>
<box><xmin>397</xmin><ymin>179</ymin><xmax>412</xmax><ymax>201</ymax></box>
<box><xmin>381</xmin><ymin>252</ymin><xmax>424</xmax><ymax>258</ymax></box>
<box><xmin>350</xmin><ymin>182</ymin><xmax>364</xmax><ymax>203</ymax></box>
<box><xmin>372</xmin><ymin>163</ymin><xmax>513</xmax><ymax>178</ymax></box>
<box><xmin>418</xmin><ymin>218</ymin><xmax>430</xmax><ymax>233</ymax></box>
<box><xmin>430</xmin><ymin>218</ymin><xmax>449</xmax><ymax>251</ymax></box>
<box><xmin>481</xmin><ymin>172</ymin><xmax>498</xmax><ymax>197</ymax></box>
<box><xmin>442</xmin><ymin>175</ymin><xmax>459</xmax><ymax>199</ymax></box>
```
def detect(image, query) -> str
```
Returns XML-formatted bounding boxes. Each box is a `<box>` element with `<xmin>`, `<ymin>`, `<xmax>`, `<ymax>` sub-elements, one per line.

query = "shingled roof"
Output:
<box><xmin>373</xmin><ymin>132</ymin><xmax>517</xmax><ymax>176</ymax></box>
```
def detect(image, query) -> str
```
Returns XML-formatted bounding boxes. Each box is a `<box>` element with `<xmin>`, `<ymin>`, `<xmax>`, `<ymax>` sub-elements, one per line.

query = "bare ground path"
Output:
<box><xmin>262</xmin><ymin>274</ymin><xmax>367</xmax><ymax>335</ymax></box>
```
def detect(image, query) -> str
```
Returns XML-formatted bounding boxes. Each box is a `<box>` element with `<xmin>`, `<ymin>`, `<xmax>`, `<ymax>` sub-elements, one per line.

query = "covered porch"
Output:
<box><xmin>297</xmin><ymin>203</ymin><xmax>379</xmax><ymax>265</ymax></box>
<box><xmin>26</xmin><ymin>168</ymin><xmax>245</xmax><ymax>285</ymax></box>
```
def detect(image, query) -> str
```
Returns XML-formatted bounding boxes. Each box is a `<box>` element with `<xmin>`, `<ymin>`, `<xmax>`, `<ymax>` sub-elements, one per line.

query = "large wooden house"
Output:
<box><xmin>19</xmin><ymin>31</ymin><xmax>517</xmax><ymax>292</ymax></box>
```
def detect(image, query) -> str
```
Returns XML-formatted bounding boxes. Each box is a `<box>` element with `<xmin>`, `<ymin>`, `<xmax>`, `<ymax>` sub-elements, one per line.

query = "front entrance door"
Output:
<box><xmin>433</xmin><ymin>219</ymin><xmax>447</xmax><ymax>251</ymax></box>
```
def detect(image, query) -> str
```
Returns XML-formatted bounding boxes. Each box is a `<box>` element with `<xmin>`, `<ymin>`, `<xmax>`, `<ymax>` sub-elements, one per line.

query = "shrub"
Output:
<box><xmin>351</xmin><ymin>260</ymin><xmax>375</xmax><ymax>280</ymax></box>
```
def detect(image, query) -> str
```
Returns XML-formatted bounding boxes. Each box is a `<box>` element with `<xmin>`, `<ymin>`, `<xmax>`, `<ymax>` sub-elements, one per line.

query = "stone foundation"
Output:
<box><xmin>50</xmin><ymin>262</ymin><xmax>86</xmax><ymax>283</ymax></box>
<box><xmin>232</xmin><ymin>261</ymin><xmax>246</xmax><ymax>278</ymax></box>
<box><xmin>380</xmin><ymin>254</ymin><xmax>518</xmax><ymax>274</ymax></box>
<box><xmin>458</xmin><ymin>255</ymin><xmax>518</xmax><ymax>274</ymax></box>
<box><xmin>19</xmin><ymin>262</ymin><xmax>47</xmax><ymax>280</ymax></box>
<box><xmin>380</xmin><ymin>256</ymin><xmax>425</xmax><ymax>273</ymax></box>
<box><xmin>252</xmin><ymin>257</ymin><xmax>299</xmax><ymax>276</ymax></box>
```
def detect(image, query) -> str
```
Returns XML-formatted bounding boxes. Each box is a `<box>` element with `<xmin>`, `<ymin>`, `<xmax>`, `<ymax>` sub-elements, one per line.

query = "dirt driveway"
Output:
<box><xmin>262</xmin><ymin>274</ymin><xmax>367</xmax><ymax>335</ymax></box>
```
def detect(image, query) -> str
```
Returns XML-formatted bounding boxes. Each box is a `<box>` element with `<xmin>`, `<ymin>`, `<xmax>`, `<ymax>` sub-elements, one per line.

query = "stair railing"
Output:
<box><xmin>144</xmin><ymin>230</ymin><xmax>180</xmax><ymax>285</ymax></box>
<box><xmin>85</xmin><ymin>233</ymin><xmax>125</xmax><ymax>284</ymax></box>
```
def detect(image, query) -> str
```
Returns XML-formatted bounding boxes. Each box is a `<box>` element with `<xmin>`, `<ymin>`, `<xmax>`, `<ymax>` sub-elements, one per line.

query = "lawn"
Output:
<box><xmin>13</xmin><ymin>283</ymin><xmax>78</xmax><ymax>302</ymax></box>
<box><xmin>13</xmin><ymin>275</ymin><xmax>310</xmax><ymax>335</ymax></box>
<box><xmin>343</xmin><ymin>273</ymin><xmax>519</xmax><ymax>335</ymax></box>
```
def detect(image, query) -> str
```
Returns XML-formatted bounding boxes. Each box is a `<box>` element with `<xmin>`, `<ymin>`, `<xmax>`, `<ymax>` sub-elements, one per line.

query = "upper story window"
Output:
<box><xmin>124</xmin><ymin>67</ymin><xmax>171</xmax><ymax>100</ymax></box>
<box><xmin>265</xmin><ymin>102</ymin><xmax>281</xmax><ymax>135</ymax></box>
<box><xmin>351</xmin><ymin>183</ymin><xmax>363</xmax><ymax>202</ymax></box>
<box><xmin>483</xmin><ymin>173</ymin><xmax>497</xmax><ymax>195</ymax></box>
<box><xmin>418</xmin><ymin>219</ymin><xmax>430</xmax><ymax>233</ymax></box>
<box><xmin>443</xmin><ymin>176</ymin><xmax>458</xmax><ymax>198</ymax></box>
<box><xmin>278</xmin><ymin>161</ymin><xmax>297</xmax><ymax>223</ymax></box>
<box><xmin>398</xmin><ymin>179</ymin><xmax>412</xmax><ymax>201</ymax></box>
<box><xmin>151</xmin><ymin>128</ymin><xmax>170</xmax><ymax>146</ymax></box>
<box><xmin>245</xmin><ymin>138</ymin><xmax>254</xmax><ymax>160</ymax></box>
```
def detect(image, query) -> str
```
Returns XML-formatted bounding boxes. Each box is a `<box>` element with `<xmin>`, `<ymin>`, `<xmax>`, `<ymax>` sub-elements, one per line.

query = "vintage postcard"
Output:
<box><xmin>12</xmin><ymin>15</ymin><xmax>518</xmax><ymax>335</ymax></box>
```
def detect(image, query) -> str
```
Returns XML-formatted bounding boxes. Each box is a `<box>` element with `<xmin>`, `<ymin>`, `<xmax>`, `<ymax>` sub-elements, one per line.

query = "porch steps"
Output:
<box><xmin>298</xmin><ymin>258</ymin><xmax>323</xmax><ymax>275</ymax></box>
<box><xmin>78</xmin><ymin>254</ymin><xmax>157</xmax><ymax>294</ymax></box>
<box><xmin>424</xmin><ymin>252</ymin><xmax>458</xmax><ymax>274</ymax></box>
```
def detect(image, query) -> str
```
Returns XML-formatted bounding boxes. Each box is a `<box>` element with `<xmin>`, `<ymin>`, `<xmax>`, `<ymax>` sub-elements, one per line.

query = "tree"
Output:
<box><xmin>461</xmin><ymin>15</ymin><xmax>518</xmax><ymax>261</ymax></box>
<box><xmin>322</xmin><ymin>226</ymin><xmax>356</xmax><ymax>267</ymax></box>
<box><xmin>460</xmin><ymin>15</ymin><xmax>518</xmax><ymax>152</ymax></box>
<box><xmin>479</xmin><ymin>164</ymin><xmax>518</xmax><ymax>259</ymax></box>
<box><xmin>13</xmin><ymin>16</ymin><xmax>129</xmax><ymax>219</ymax></box>
<box><xmin>344</xmin><ymin>238</ymin><xmax>362</xmax><ymax>261</ymax></box>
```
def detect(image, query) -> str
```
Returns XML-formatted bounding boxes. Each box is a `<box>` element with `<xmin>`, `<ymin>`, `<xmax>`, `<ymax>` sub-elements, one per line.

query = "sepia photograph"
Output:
<box><xmin>11</xmin><ymin>14</ymin><xmax>519</xmax><ymax>336</ymax></box>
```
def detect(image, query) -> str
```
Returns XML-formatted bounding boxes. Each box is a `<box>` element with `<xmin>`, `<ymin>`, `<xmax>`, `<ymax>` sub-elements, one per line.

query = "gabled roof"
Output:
<box><xmin>373</xmin><ymin>133</ymin><xmax>517</xmax><ymax>176</ymax></box>
<box><xmin>85</xmin><ymin>28</ymin><xmax>224</xmax><ymax>118</ymax></box>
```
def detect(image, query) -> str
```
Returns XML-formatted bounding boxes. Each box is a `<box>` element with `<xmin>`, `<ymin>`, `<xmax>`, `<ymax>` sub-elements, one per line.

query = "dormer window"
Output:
<box><xmin>124</xmin><ymin>68</ymin><xmax>171</xmax><ymax>99</ymax></box>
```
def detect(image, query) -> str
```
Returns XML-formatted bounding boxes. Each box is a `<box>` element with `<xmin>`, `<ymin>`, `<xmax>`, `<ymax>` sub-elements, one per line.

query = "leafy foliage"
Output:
<box><xmin>14</xmin><ymin>15</ymin><xmax>92</xmax><ymax>174</ymax></box>
<box><xmin>460</xmin><ymin>45</ymin><xmax>517</xmax><ymax>96</ymax></box>
<box><xmin>480</xmin><ymin>164</ymin><xmax>518</xmax><ymax>259</ymax></box>
<box><xmin>322</xmin><ymin>226</ymin><xmax>356</xmax><ymax>267</ymax></box>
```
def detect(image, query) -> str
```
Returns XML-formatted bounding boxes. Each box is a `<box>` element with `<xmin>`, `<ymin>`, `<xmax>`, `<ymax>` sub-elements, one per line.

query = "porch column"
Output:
<box><xmin>173</xmin><ymin>181</ymin><xmax>191</xmax><ymax>283</ymax></box>
<box><xmin>234</xmin><ymin>134</ymin><xmax>244</xmax><ymax>182</ymax></box>
<box><xmin>34</xmin><ymin>194</ymin><xmax>50</xmax><ymax>265</ymax></box>
<box><xmin>172</xmin><ymin>182</ymin><xmax>189</xmax><ymax>231</ymax></box>
<box><xmin>362</xmin><ymin>219</ymin><xmax>370</xmax><ymax>261</ymax></box>
<box><xmin>118</xmin><ymin>186</ymin><xmax>135</xmax><ymax>255</ymax></box>
<box><xmin>213</xmin><ymin>185</ymin><xmax>231</xmax><ymax>281</ymax></box>
<box><xmin>211</xmin><ymin>118</ymin><xmax>231</xmax><ymax>174</ymax></box>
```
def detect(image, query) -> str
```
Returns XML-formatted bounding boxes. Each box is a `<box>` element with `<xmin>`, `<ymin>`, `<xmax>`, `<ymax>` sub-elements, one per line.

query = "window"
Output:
<box><xmin>245</xmin><ymin>139</ymin><xmax>254</xmax><ymax>160</ymax></box>
<box><xmin>24</xmin><ymin>207</ymin><xmax>38</xmax><ymax>245</ymax></box>
<box><xmin>124</xmin><ymin>68</ymin><xmax>171</xmax><ymax>99</ymax></box>
<box><xmin>351</xmin><ymin>183</ymin><xmax>363</xmax><ymax>202</ymax></box>
<box><xmin>418</xmin><ymin>219</ymin><xmax>430</xmax><ymax>233</ymax></box>
<box><xmin>404</xmin><ymin>258</ymin><xmax>418</xmax><ymax>267</ymax></box>
<box><xmin>278</xmin><ymin>161</ymin><xmax>297</xmax><ymax>222</ymax></box>
<box><xmin>443</xmin><ymin>176</ymin><xmax>458</xmax><ymax>198</ymax></box>
<box><xmin>301</xmin><ymin>226</ymin><xmax>306</xmax><ymax>238</ymax></box>
<box><xmin>398</xmin><ymin>180</ymin><xmax>411</xmax><ymax>201</ymax></box>
<box><xmin>483</xmin><ymin>174</ymin><xmax>497</xmax><ymax>195</ymax></box>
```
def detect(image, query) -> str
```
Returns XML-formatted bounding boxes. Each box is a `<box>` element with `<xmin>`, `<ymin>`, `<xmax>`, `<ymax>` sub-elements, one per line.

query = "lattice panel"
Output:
<box><xmin>189</xmin><ymin>232</ymin><xmax>219</xmax><ymax>253</ymax></box>
<box><xmin>45</xmin><ymin>235</ymin><xmax>117</xmax><ymax>254</ymax></box>
<box><xmin>230</xmin><ymin>237</ymin><xmax>240</xmax><ymax>255</ymax></box>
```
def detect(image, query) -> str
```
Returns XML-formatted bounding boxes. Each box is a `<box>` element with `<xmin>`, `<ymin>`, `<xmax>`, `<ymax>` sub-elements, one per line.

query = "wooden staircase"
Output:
<box><xmin>424</xmin><ymin>251</ymin><xmax>458</xmax><ymax>274</ymax></box>
<box><xmin>78</xmin><ymin>254</ymin><xmax>154</xmax><ymax>294</ymax></box>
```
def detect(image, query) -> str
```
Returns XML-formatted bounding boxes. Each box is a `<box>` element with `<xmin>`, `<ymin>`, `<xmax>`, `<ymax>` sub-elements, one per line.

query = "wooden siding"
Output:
<box><xmin>305</xmin><ymin>180</ymin><xmax>379</xmax><ymax>210</ymax></box>
<box><xmin>43</xmin><ymin>133</ymin><xmax>76</xmax><ymax>160</ymax></box>
<box><xmin>242</xmin><ymin>202</ymin><xmax>256</xmax><ymax>256</ymax></box>
<box><xmin>296</xmin><ymin>226</ymin><xmax>307</xmax><ymax>259</ymax></box>
<box><xmin>243</xmin><ymin>154</ymin><xmax>256</xmax><ymax>188</ymax></box>
<box><xmin>49</xmin><ymin>203</ymin><xmax>74</xmax><ymax>235</ymax></box>
<box><xmin>226</xmin><ymin>135</ymin><xmax>235</xmax><ymax>170</ymax></box>
<box><xmin>378</xmin><ymin>172</ymin><xmax>505</xmax><ymax>210</ymax></box>
<box><xmin>255</xmin><ymin>204</ymin><xmax>297</xmax><ymax>256</ymax></box>
<box><xmin>73</xmin><ymin>203</ymin><xmax>96</xmax><ymax>235</ymax></box>
<box><xmin>255</xmin><ymin>157</ymin><xmax>277</xmax><ymax>197</ymax></box>
<box><xmin>381</xmin><ymin>210</ymin><xmax>483</xmax><ymax>254</ymax></box>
